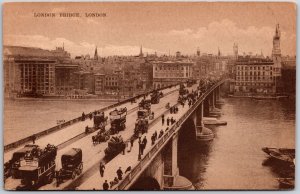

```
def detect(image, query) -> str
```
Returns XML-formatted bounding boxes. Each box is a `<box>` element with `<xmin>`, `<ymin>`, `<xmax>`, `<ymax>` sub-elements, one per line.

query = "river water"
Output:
<box><xmin>178</xmin><ymin>97</ymin><xmax>295</xmax><ymax>190</ymax></box>
<box><xmin>4</xmin><ymin>97</ymin><xmax>295</xmax><ymax>190</ymax></box>
<box><xmin>4</xmin><ymin>99</ymin><xmax>114</xmax><ymax>145</ymax></box>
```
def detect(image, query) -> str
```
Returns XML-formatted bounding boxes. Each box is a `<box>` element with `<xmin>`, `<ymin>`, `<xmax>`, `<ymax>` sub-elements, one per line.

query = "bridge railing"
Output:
<box><xmin>113</xmin><ymin>79</ymin><xmax>225</xmax><ymax>190</ymax></box>
<box><xmin>4</xmin><ymin>83</ymin><xmax>180</xmax><ymax>152</ymax></box>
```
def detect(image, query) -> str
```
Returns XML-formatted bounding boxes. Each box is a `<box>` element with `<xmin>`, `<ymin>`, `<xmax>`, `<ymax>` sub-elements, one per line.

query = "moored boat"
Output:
<box><xmin>203</xmin><ymin>117</ymin><xmax>227</xmax><ymax>125</ymax></box>
<box><xmin>262</xmin><ymin>147</ymin><xmax>295</xmax><ymax>164</ymax></box>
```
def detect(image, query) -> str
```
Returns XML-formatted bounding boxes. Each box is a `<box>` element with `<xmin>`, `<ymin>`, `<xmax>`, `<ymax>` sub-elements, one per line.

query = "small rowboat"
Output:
<box><xmin>262</xmin><ymin>147</ymin><xmax>295</xmax><ymax>165</ymax></box>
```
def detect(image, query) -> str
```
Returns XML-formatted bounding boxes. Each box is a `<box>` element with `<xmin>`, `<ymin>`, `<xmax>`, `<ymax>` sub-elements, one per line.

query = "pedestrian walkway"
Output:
<box><xmin>77</xmin><ymin>87</ymin><xmax>196</xmax><ymax>190</ymax></box>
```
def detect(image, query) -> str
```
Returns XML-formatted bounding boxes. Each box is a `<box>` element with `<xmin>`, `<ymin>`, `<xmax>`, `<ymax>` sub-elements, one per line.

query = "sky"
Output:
<box><xmin>3</xmin><ymin>2</ymin><xmax>297</xmax><ymax>57</ymax></box>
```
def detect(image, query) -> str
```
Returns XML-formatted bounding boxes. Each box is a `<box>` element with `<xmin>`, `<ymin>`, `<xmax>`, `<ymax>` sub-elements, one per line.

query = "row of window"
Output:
<box><xmin>236</xmin><ymin>66</ymin><xmax>272</xmax><ymax>71</ymax></box>
<box><xmin>155</xmin><ymin>66</ymin><xmax>187</xmax><ymax>71</ymax></box>
<box><xmin>237</xmin><ymin>71</ymin><xmax>272</xmax><ymax>76</ymax></box>
<box><xmin>236</xmin><ymin>77</ymin><xmax>272</xmax><ymax>81</ymax></box>
<box><xmin>235</xmin><ymin>82</ymin><xmax>273</xmax><ymax>86</ymax></box>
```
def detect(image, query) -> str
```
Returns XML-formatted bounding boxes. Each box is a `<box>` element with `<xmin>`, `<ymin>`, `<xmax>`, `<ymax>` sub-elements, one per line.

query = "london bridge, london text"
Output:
<box><xmin>3</xmin><ymin>1</ymin><xmax>296</xmax><ymax>191</ymax></box>
<box><xmin>33</xmin><ymin>12</ymin><xmax>107</xmax><ymax>18</ymax></box>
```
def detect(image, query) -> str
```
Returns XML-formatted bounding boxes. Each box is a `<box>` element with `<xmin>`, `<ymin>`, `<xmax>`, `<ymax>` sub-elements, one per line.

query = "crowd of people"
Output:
<box><xmin>97</xmin><ymin>78</ymin><xmax>222</xmax><ymax>190</ymax></box>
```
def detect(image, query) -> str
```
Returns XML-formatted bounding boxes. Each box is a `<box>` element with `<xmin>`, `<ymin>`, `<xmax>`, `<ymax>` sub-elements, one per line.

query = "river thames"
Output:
<box><xmin>178</xmin><ymin>97</ymin><xmax>295</xmax><ymax>190</ymax></box>
<box><xmin>4</xmin><ymin>97</ymin><xmax>295</xmax><ymax>190</ymax></box>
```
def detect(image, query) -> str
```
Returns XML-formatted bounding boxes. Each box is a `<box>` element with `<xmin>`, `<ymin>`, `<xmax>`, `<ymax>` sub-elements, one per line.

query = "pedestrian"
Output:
<box><xmin>143</xmin><ymin>136</ymin><xmax>148</xmax><ymax>148</ymax></box>
<box><xmin>130</xmin><ymin>138</ymin><xmax>134</xmax><ymax>147</ymax></box>
<box><xmin>170</xmin><ymin>106</ymin><xmax>173</xmax><ymax>114</ymax></box>
<box><xmin>114</xmin><ymin>177</ymin><xmax>119</xmax><ymax>184</ymax></box>
<box><xmin>154</xmin><ymin>131</ymin><xmax>158</xmax><ymax>140</ymax></box>
<box><xmin>31</xmin><ymin>135</ymin><xmax>36</xmax><ymax>144</ymax></box>
<box><xmin>99</xmin><ymin>162</ymin><xmax>105</xmax><ymax>177</ymax></box>
<box><xmin>140</xmin><ymin>142</ymin><xmax>145</xmax><ymax>155</ymax></box>
<box><xmin>167</xmin><ymin>117</ymin><xmax>170</xmax><ymax>126</ymax></box>
<box><xmin>125</xmin><ymin>166</ymin><xmax>132</xmax><ymax>174</ymax></box>
<box><xmin>129</xmin><ymin>138</ymin><xmax>134</xmax><ymax>152</ymax></box>
<box><xmin>55</xmin><ymin>170</ymin><xmax>61</xmax><ymax>187</ymax></box>
<box><xmin>82</xmin><ymin>112</ymin><xmax>85</xmax><ymax>121</ymax></box>
<box><xmin>117</xmin><ymin>167</ymin><xmax>123</xmax><ymax>180</ymax></box>
<box><xmin>138</xmin><ymin>137</ymin><xmax>142</xmax><ymax>155</ymax></box>
<box><xmin>151</xmin><ymin>134</ymin><xmax>155</xmax><ymax>145</ymax></box>
<box><xmin>122</xmin><ymin>142</ymin><xmax>126</xmax><ymax>155</ymax></box>
<box><xmin>159</xmin><ymin>129</ymin><xmax>164</xmax><ymax>138</ymax></box>
<box><xmin>103</xmin><ymin>180</ymin><xmax>109</xmax><ymax>190</ymax></box>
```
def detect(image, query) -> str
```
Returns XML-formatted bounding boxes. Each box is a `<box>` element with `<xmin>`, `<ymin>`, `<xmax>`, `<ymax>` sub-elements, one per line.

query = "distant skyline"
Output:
<box><xmin>3</xmin><ymin>2</ymin><xmax>296</xmax><ymax>57</ymax></box>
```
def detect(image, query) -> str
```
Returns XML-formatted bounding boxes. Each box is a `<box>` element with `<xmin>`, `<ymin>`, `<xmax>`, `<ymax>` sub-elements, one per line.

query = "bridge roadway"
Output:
<box><xmin>78</xmin><ymin>80</ymin><xmax>224</xmax><ymax>190</ymax></box>
<box><xmin>5</xmin><ymin>84</ymin><xmax>198</xmax><ymax>190</ymax></box>
<box><xmin>4</xmin><ymin>86</ymin><xmax>178</xmax><ymax>164</ymax></box>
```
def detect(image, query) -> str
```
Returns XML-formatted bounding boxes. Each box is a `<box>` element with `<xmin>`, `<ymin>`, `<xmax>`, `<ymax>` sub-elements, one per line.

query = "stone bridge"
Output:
<box><xmin>113</xmin><ymin>80</ymin><xmax>226</xmax><ymax>190</ymax></box>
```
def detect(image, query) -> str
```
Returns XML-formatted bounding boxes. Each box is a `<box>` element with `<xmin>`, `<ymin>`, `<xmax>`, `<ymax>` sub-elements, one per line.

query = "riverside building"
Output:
<box><xmin>152</xmin><ymin>60</ymin><xmax>193</xmax><ymax>89</ymax></box>
<box><xmin>233</xmin><ymin>57</ymin><xmax>275</xmax><ymax>94</ymax></box>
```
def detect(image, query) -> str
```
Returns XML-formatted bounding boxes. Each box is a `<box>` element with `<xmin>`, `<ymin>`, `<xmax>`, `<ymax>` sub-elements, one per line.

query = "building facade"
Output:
<box><xmin>94</xmin><ymin>73</ymin><xmax>105</xmax><ymax>95</ymax></box>
<box><xmin>232</xmin><ymin>57</ymin><xmax>275</xmax><ymax>94</ymax></box>
<box><xmin>152</xmin><ymin>61</ymin><xmax>193</xmax><ymax>89</ymax></box>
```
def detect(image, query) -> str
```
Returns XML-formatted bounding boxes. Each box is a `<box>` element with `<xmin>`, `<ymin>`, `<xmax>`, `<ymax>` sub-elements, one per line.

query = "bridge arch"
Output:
<box><xmin>178</xmin><ymin>117</ymin><xmax>197</xmax><ymax>178</ymax></box>
<box><xmin>178</xmin><ymin>117</ymin><xmax>197</xmax><ymax>148</ymax></box>
<box><xmin>130</xmin><ymin>176</ymin><xmax>160</xmax><ymax>190</ymax></box>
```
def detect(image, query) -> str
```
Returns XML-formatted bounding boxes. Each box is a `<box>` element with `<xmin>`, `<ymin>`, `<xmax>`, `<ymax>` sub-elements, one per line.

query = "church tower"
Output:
<box><xmin>197</xmin><ymin>47</ymin><xmax>200</xmax><ymax>56</ymax></box>
<box><xmin>139</xmin><ymin>45</ymin><xmax>144</xmax><ymax>57</ymax></box>
<box><xmin>94</xmin><ymin>46</ymin><xmax>98</xmax><ymax>60</ymax></box>
<box><xmin>233</xmin><ymin>43</ymin><xmax>238</xmax><ymax>60</ymax></box>
<box><xmin>272</xmin><ymin>24</ymin><xmax>282</xmax><ymax>76</ymax></box>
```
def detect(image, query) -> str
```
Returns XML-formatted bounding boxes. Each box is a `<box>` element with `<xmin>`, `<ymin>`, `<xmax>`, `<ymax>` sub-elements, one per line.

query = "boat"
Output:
<box><xmin>277</xmin><ymin>178</ymin><xmax>294</xmax><ymax>188</ymax></box>
<box><xmin>203</xmin><ymin>117</ymin><xmax>227</xmax><ymax>125</ymax></box>
<box><xmin>252</xmin><ymin>95</ymin><xmax>289</xmax><ymax>100</ymax></box>
<box><xmin>262</xmin><ymin>147</ymin><xmax>295</xmax><ymax>164</ymax></box>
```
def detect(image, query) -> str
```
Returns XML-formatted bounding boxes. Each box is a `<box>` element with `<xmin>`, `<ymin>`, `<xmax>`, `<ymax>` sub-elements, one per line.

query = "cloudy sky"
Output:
<box><xmin>3</xmin><ymin>2</ymin><xmax>296</xmax><ymax>57</ymax></box>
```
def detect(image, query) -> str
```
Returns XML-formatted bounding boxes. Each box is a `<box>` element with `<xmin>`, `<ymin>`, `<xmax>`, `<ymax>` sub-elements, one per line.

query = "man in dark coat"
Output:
<box><xmin>167</xmin><ymin>117</ymin><xmax>170</xmax><ymax>126</ymax></box>
<box><xmin>117</xmin><ymin>167</ymin><xmax>123</xmax><ymax>180</ymax></box>
<box><xmin>142</xmin><ymin>136</ymin><xmax>148</xmax><ymax>148</ymax></box>
<box><xmin>31</xmin><ymin>135</ymin><xmax>36</xmax><ymax>144</ymax></box>
<box><xmin>138</xmin><ymin>137</ymin><xmax>142</xmax><ymax>155</ymax></box>
<box><xmin>151</xmin><ymin>134</ymin><xmax>155</xmax><ymax>145</ymax></box>
<box><xmin>103</xmin><ymin>180</ymin><xmax>109</xmax><ymax>190</ymax></box>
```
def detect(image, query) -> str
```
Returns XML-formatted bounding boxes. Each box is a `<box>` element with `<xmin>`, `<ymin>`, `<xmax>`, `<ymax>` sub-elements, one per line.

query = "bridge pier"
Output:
<box><xmin>203</xmin><ymin>98</ymin><xmax>210</xmax><ymax>117</ymax></box>
<box><xmin>194</xmin><ymin>103</ymin><xmax>214</xmax><ymax>141</ymax></box>
<box><xmin>163</xmin><ymin>133</ymin><xmax>193</xmax><ymax>190</ymax></box>
<box><xmin>209</xmin><ymin>90</ymin><xmax>221</xmax><ymax>116</ymax></box>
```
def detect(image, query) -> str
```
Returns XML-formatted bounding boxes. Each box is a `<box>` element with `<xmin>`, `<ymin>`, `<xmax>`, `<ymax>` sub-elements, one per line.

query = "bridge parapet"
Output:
<box><xmin>113</xmin><ymin>79</ymin><xmax>226</xmax><ymax>190</ymax></box>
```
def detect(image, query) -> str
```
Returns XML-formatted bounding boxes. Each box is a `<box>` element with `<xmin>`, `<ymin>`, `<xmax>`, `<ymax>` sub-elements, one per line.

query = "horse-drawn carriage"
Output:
<box><xmin>134</xmin><ymin>118</ymin><xmax>149</xmax><ymax>138</ymax></box>
<box><xmin>104</xmin><ymin>136</ymin><xmax>126</xmax><ymax>159</ymax></box>
<box><xmin>109</xmin><ymin>108</ymin><xmax>127</xmax><ymax>134</ymax></box>
<box><xmin>92</xmin><ymin>131</ymin><xmax>110</xmax><ymax>145</ymax></box>
<box><xmin>94</xmin><ymin>112</ymin><xmax>108</xmax><ymax>131</ymax></box>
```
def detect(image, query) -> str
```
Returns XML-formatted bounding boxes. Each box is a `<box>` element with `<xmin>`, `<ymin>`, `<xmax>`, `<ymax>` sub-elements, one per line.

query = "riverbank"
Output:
<box><xmin>5</xmin><ymin>97</ymin><xmax>120</xmax><ymax>102</ymax></box>
<box><xmin>227</xmin><ymin>94</ymin><xmax>290</xmax><ymax>100</ymax></box>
